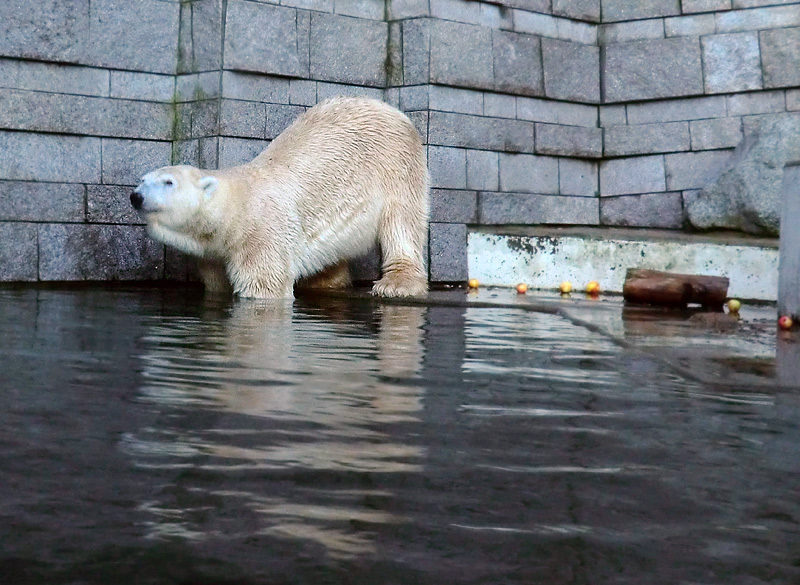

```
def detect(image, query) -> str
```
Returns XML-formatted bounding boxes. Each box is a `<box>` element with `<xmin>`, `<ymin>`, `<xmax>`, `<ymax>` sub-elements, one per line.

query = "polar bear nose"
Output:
<box><xmin>130</xmin><ymin>191</ymin><xmax>144</xmax><ymax>210</ymax></box>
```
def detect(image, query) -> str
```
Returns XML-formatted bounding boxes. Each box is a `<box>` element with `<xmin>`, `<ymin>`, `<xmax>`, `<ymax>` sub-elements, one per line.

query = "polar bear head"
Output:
<box><xmin>131</xmin><ymin>165</ymin><xmax>220</xmax><ymax>256</ymax></box>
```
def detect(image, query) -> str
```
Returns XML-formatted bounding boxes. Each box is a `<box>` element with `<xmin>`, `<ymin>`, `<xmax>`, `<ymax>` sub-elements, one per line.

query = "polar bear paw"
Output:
<box><xmin>372</xmin><ymin>272</ymin><xmax>428</xmax><ymax>297</ymax></box>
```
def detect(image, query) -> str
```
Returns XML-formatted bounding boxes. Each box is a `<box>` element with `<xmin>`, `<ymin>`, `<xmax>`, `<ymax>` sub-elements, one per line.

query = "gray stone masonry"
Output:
<box><xmin>1</xmin><ymin>0</ymin><xmax>799</xmax><ymax>285</ymax></box>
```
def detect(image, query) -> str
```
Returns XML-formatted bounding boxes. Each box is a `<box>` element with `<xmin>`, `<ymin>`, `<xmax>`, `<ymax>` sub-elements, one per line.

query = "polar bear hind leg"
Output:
<box><xmin>297</xmin><ymin>260</ymin><xmax>352</xmax><ymax>290</ymax></box>
<box><xmin>373</xmin><ymin>195</ymin><xmax>428</xmax><ymax>298</ymax></box>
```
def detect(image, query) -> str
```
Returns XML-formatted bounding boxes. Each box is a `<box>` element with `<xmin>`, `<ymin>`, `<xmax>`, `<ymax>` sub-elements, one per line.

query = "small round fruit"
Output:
<box><xmin>778</xmin><ymin>315</ymin><xmax>794</xmax><ymax>330</ymax></box>
<box><xmin>727</xmin><ymin>299</ymin><xmax>741</xmax><ymax>313</ymax></box>
<box><xmin>468</xmin><ymin>278</ymin><xmax>480</xmax><ymax>289</ymax></box>
<box><xmin>516</xmin><ymin>283</ymin><xmax>528</xmax><ymax>294</ymax></box>
<box><xmin>560</xmin><ymin>281</ymin><xmax>573</xmax><ymax>294</ymax></box>
<box><xmin>586</xmin><ymin>281</ymin><xmax>600</xmax><ymax>295</ymax></box>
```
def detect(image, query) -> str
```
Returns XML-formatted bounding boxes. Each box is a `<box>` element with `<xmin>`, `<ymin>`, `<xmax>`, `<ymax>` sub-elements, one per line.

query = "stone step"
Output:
<box><xmin>468</xmin><ymin>226</ymin><xmax>779</xmax><ymax>301</ymax></box>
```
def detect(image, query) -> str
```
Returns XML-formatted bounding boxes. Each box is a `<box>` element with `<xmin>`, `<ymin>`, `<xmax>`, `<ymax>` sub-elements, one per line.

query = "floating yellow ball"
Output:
<box><xmin>468</xmin><ymin>278</ymin><xmax>480</xmax><ymax>289</ymax></box>
<box><xmin>560</xmin><ymin>281</ymin><xmax>573</xmax><ymax>294</ymax></box>
<box><xmin>516</xmin><ymin>283</ymin><xmax>528</xmax><ymax>294</ymax></box>
<box><xmin>727</xmin><ymin>299</ymin><xmax>741</xmax><ymax>313</ymax></box>
<box><xmin>586</xmin><ymin>281</ymin><xmax>600</xmax><ymax>295</ymax></box>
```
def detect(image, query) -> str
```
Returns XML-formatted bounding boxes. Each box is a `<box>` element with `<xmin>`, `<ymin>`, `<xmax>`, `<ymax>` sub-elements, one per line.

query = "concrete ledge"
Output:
<box><xmin>468</xmin><ymin>226</ymin><xmax>778</xmax><ymax>300</ymax></box>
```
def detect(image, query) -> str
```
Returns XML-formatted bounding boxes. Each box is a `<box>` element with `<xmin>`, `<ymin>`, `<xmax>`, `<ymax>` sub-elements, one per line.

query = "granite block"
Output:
<box><xmin>0</xmin><ymin>0</ymin><xmax>88</xmax><ymax>63</ymax></box>
<box><xmin>689</xmin><ymin>117</ymin><xmax>743</xmax><ymax>150</ymax></box>
<box><xmin>389</xmin><ymin>0</ymin><xmax>430</xmax><ymax>19</ymax></box>
<box><xmin>602</xmin><ymin>0</ymin><xmax>680</xmax><ymax>22</ymax></box>
<box><xmin>716</xmin><ymin>6</ymin><xmax>800</xmax><ymax>33</ymax></box>
<box><xmin>542</xmin><ymin>39</ymin><xmax>600</xmax><ymax>103</ymax></box>
<box><xmin>310</xmin><ymin>12</ymin><xmax>388</xmax><ymax>87</ymax></box>
<box><xmin>222</xmin><ymin>72</ymin><xmax>290</xmax><ymax>103</ymax></box>
<box><xmin>664</xmin><ymin>14</ymin><xmax>715</xmax><ymax>37</ymax></box>
<box><xmin>788</xmin><ymin>90</ymin><xmax>800</xmax><ymax>112</ymax></box>
<box><xmin>0</xmin><ymin>131</ymin><xmax>101</xmax><ymax>183</ymax></box>
<box><xmin>466</xmin><ymin>150</ymin><xmax>499</xmax><ymax>191</ymax></box>
<box><xmin>335</xmin><ymin>0</ymin><xmax>384</xmax><ymax>20</ymax></box>
<box><xmin>0</xmin><ymin>89</ymin><xmax>174</xmax><ymax>140</ymax></box>
<box><xmin>535</xmin><ymin>123</ymin><xmax>603</xmax><ymax>158</ymax></box>
<box><xmin>516</xmin><ymin>98</ymin><xmax>598</xmax><ymax>127</ymax></box>
<box><xmin>603</xmin><ymin>122</ymin><xmax>690</xmax><ymax>156</ymax></box>
<box><xmin>492</xmin><ymin>30</ymin><xmax>544</xmax><ymax>97</ymax></box>
<box><xmin>111</xmin><ymin>71</ymin><xmax>174</xmax><ymax>102</ymax></box>
<box><xmin>0</xmin><ymin>222</ymin><xmax>38</xmax><ymax>281</ymax></box>
<box><xmin>290</xmin><ymin>80</ymin><xmax>318</xmax><ymax>106</ymax></box>
<box><xmin>0</xmin><ymin>58</ymin><xmax>108</xmax><ymax>97</ymax></box>
<box><xmin>430</xmin><ymin>189</ymin><xmax>478</xmax><ymax>223</ymax></box>
<box><xmin>599</xmin><ymin>105</ymin><xmax>627</xmax><ymax>126</ymax></box>
<box><xmin>265</xmin><ymin>104</ymin><xmax>305</xmax><ymax>139</ymax></box>
<box><xmin>218</xmin><ymin>137</ymin><xmax>269</xmax><ymax>167</ymax></box>
<box><xmin>552</xmin><ymin>0</ymin><xmax>601</xmax><ymax>23</ymax></box>
<box><xmin>599</xmin><ymin>19</ymin><xmax>665</xmax><ymax>45</ymax></box>
<box><xmin>681</xmin><ymin>0</ymin><xmax>731</xmax><ymax>12</ymax></box>
<box><xmin>87</xmin><ymin>185</ymin><xmax>145</xmax><ymax>225</ymax></box>
<box><xmin>428</xmin><ymin>86</ymin><xmax>483</xmax><ymax>115</ymax></box>
<box><xmin>86</xmin><ymin>0</ymin><xmax>180</xmax><ymax>74</ymax></box>
<box><xmin>224</xmin><ymin>1</ymin><xmax>309</xmax><ymax>77</ymax></box>
<box><xmin>316</xmin><ymin>83</ymin><xmax>383</xmax><ymax>102</ymax></box>
<box><xmin>513</xmin><ymin>10</ymin><xmax>558</xmax><ymax>37</ymax></box>
<box><xmin>726</xmin><ymin>91</ymin><xmax>786</xmax><ymax>116</ymax></box>
<box><xmin>665</xmin><ymin>149</ymin><xmax>732</xmax><ymax>191</ymax></box>
<box><xmin>429</xmin><ymin>222</ymin><xmax>467</xmax><ymax>282</ymax></box>
<box><xmin>603</xmin><ymin>37</ymin><xmax>703</xmax><ymax>103</ymax></box>
<box><xmin>498</xmin><ymin>153</ymin><xmax>559</xmax><ymax>194</ymax></box>
<box><xmin>484</xmin><ymin>93</ymin><xmax>517</xmax><ymax>119</ymax></box>
<box><xmin>760</xmin><ymin>27</ymin><xmax>800</xmax><ymax>89</ymax></box>
<box><xmin>38</xmin><ymin>223</ymin><xmax>164</xmax><ymax>281</ymax></box>
<box><xmin>479</xmin><ymin>192</ymin><xmax>600</xmax><ymax>225</ymax></box>
<box><xmin>219</xmin><ymin>99</ymin><xmax>266</xmax><ymax>139</ymax></box>
<box><xmin>402</xmin><ymin>19</ymin><xmax>431</xmax><ymax>86</ymax></box>
<box><xmin>429</xmin><ymin>146</ymin><xmax>467</xmax><ymax>189</ymax></box>
<box><xmin>101</xmin><ymin>139</ymin><xmax>172</xmax><ymax>186</ymax></box>
<box><xmin>600</xmin><ymin>155</ymin><xmax>666</xmax><ymax>196</ymax></box>
<box><xmin>429</xmin><ymin>20</ymin><xmax>494</xmax><ymax>89</ymax></box>
<box><xmin>559</xmin><ymin>158</ymin><xmax>598</xmax><ymax>197</ymax></box>
<box><xmin>702</xmin><ymin>32</ymin><xmax>762</xmax><ymax>94</ymax></box>
<box><xmin>600</xmin><ymin>192</ymin><xmax>683</xmax><ymax>228</ymax></box>
<box><xmin>428</xmin><ymin>111</ymin><xmax>534</xmax><ymax>153</ymax></box>
<box><xmin>0</xmin><ymin>181</ymin><xmax>85</xmax><ymax>222</ymax></box>
<box><xmin>626</xmin><ymin>96</ymin><xmax>726</xmax><ymax>124</ymax></box>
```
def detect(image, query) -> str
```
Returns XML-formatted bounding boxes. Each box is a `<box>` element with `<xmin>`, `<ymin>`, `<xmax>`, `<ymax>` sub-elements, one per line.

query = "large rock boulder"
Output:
<box><xmin>685</xmin><ymin>113</ymin><xmax>800</xmax><ymax>236</ymax></box>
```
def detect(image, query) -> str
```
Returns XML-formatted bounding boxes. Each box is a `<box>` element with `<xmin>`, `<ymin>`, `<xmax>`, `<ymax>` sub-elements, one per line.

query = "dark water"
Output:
<box><xmin>1</xmin><ymin>286</ymin><xmax>798</xmax><ymax>585</ymax></box>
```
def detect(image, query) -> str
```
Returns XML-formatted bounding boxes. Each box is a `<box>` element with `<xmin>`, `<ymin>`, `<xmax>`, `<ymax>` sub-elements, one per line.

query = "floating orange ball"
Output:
<box><xmin>468</xmin><ymin>278</ymin><xmax>480</xmax><ymax>289</ymax></box>
<box><xmin>586</xmin><ymin>281</ymin><xmax>600</xmax><ymax>295</ymax></box>
<box><xmin>560</xmin><ymin>281</ymin><xmax>573</xmax><ymax>294</ymax></box>
<box><xmin>778</xmin><ymin>315</ymin><xmax>794</xmax><ymax>330</ymax></box>
<box><xmin>516</xmin><ymin>283</ymin><xmax>528</xmax><ymax>294</ymax></box>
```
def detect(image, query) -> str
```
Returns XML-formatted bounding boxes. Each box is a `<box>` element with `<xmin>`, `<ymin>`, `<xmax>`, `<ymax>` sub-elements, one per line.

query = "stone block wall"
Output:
<box><xmin>0</xmin><ymin>0</ymin><xmax>798</xmax><ymax>284</ymax></box>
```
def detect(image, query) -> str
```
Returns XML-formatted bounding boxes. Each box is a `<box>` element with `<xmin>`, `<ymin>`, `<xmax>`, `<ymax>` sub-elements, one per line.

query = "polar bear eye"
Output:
<box><xmin>163</xmin><ymin>179</ymin><xmax>174</xmax><ymax>187</ymax></box>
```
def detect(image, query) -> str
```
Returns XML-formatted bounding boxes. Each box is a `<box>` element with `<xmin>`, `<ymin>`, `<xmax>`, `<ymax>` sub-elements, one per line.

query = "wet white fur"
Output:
<box><xmin>133</xmin><ymin>97</ymin><xmax>429</xmax><ymax>299</ymax></box>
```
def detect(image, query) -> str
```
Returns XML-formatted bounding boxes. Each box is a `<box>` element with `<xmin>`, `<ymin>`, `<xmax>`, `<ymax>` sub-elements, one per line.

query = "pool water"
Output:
<box><xmin>1</xmin><ymin>286</ymin><xmax>798</xmax><ymax>584</ymax></box>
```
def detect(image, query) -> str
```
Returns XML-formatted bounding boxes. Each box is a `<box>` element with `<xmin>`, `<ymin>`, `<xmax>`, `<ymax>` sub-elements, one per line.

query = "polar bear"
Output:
<box><xmin>130</xmin><ymin>97</ymin><xmax>429</xmax><ymax>299</ymax></box>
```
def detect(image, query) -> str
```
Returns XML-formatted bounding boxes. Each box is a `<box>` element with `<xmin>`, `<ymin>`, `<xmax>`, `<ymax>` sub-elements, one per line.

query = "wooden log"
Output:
<box><xmin>623</xmin><ymin>268</ymin><xmax>729</xmax><ymax>308</ymax></box>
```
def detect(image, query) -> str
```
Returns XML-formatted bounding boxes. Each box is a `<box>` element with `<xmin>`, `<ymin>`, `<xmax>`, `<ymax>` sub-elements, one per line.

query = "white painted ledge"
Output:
<box><xmin>468</xmin><ymin>227</ymin><xmax>779</xmax><ymax>301</ymax></box>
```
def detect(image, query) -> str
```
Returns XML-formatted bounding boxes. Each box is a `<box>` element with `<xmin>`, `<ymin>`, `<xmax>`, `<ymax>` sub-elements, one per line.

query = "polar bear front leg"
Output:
<box><xmin>197</xmin><ymin>258</ymin><xmax>233</xmax><ymax>295</ymax></box>
<box><xmin>227</xmin><ymin>252</ymin><xmax>295</xmax><ymax>299</ymax></box>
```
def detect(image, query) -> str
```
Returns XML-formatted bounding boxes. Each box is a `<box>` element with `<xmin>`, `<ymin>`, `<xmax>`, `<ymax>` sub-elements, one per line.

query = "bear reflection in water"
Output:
<box><xmin>126</xmin><ymin>298</ymin><xmax>427</xmax><ymax>557</ymax></box>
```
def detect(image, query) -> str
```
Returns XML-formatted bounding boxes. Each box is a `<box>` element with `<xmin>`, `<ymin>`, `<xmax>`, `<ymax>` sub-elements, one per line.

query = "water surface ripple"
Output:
<box><xmin>1</xmin><ymin>286</ymin><xmax>798</xmax><ymax>584</ymax></box>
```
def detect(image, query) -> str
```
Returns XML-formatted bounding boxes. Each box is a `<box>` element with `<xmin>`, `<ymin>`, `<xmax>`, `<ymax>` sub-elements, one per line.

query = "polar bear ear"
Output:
<box><xmin>198</xmin><ymin>176</ymin><xmax>219</xmax><ymax>199</ymax></box>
